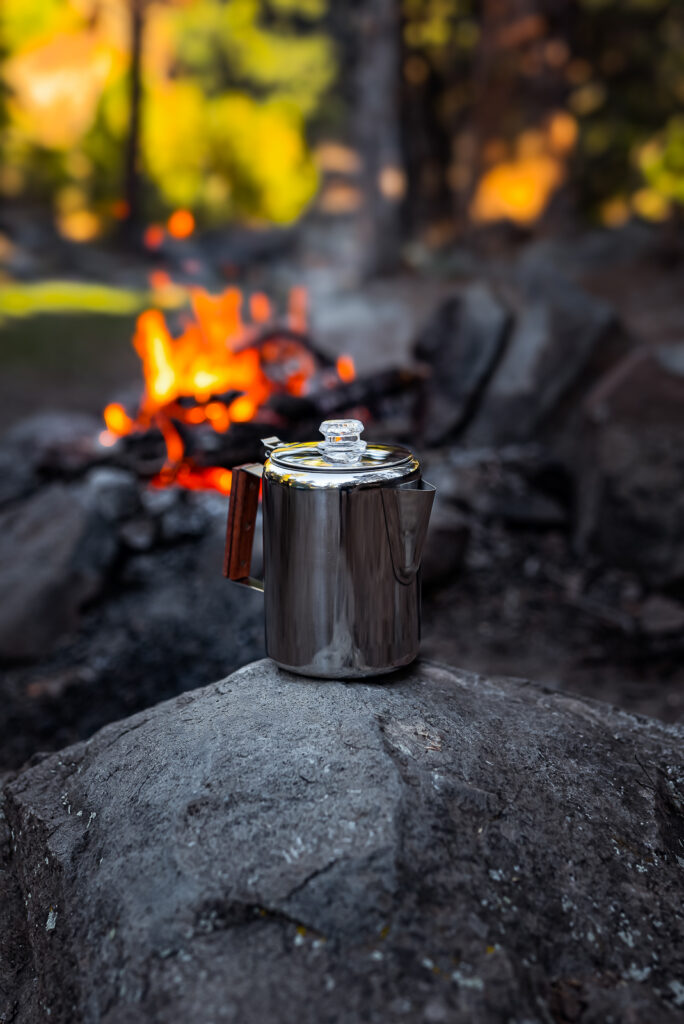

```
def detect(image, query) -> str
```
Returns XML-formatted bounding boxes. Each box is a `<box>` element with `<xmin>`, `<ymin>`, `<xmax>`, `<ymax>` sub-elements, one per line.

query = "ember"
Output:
<box><xmin>167</xmin><ymin>209</ymin><xmax>195</xmax><ymax>240</ymax></box>
<box><xmin>100</xmin><ymin>285</ymin><xmax>355</xmax><ymax>493</ymax></box>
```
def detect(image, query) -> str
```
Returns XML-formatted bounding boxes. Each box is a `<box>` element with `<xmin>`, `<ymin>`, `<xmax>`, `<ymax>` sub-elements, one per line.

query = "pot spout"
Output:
<box><xmin>381</xmin><ymin>480</ymin><xmax>436</xmax><ymax>585</ymax></box>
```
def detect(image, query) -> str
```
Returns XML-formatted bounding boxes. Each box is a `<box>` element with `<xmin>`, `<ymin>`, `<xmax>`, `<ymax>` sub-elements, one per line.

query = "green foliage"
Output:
<box><xmin>2</xmin><ymin>0</ymin><xmax>72</xmax><ymax>51</ymax></box>
<box><xmin>174</xmin><ymin>0</ymin><xmax>334</xmax><ymax>115</ymax></box>
<box><xmin>641</xmin><ymin>117</ymin><xmax>684</xmax><ymax>204</ymax></box>
<box><xmin>572</xmin><ymin>0</ymin><xmax>684</xmax><ymax>217</ymax></box>
<box><xmin>6</xmin><ymin>0</ymin><xmax>684</xmax><ymax>232</ymax></box>
<box><xmin>401</xmin><ymin>0</ymin><xmax>684</xmax><ymax>222</ymax></box>
<box><xmin>403</xmin><ymin>0</ymin><xmax>476</xmax><ymax>64</ymax></box>
<box><xmin>1</xmin><ymin>0</ymin><xmax>334</xmax><ymax>231</ymax></box>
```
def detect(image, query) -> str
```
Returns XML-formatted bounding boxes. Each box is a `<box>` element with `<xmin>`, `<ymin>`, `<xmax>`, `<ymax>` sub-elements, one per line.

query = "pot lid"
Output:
<box><xmin>264</xmin><ymin>419</ymin><xmax>420</xmax><ymax>489</ymax></box>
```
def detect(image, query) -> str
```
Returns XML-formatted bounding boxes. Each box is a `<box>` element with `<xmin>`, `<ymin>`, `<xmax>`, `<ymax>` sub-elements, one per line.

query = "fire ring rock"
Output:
<box><xmin>0</xmin><ymin>482</ymin><xmax>118</xmax><ymax>660</ymax></box>
<box><xmin>574</xmin><ymin>343</ymin><xmax>684</xmax><ymax>587</ymax></box>
<box><xmin>2</xmin><ymin>659</ymin><xmax>683</xmax><ymax>1023</ymax></box>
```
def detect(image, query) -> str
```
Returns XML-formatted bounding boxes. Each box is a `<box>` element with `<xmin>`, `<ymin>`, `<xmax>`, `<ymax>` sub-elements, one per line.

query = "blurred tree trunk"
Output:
<box><xmin>353</xmin><ymin>0</ymin><xmax>405</xmax><ymax>276</ymax></box>
<box><xmin>123</xmin><ymin>0</ymin><xmax>145</xmax><ymax>233</ymax></box>
<box><xmin>400</xmin><ymin>55</ymin><xmax>450</xmax><ymax>239</ymax></box>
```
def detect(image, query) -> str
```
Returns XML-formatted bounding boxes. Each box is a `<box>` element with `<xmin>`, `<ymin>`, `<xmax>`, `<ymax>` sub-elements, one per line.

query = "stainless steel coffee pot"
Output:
<box><xmin>223</xmin><ymin>418</ymin><xmax>435</xmax><ymax>678</ymax></box>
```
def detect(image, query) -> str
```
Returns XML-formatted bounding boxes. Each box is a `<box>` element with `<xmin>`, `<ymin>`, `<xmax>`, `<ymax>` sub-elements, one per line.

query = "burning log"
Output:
<box><xmin>99</xmin><ymin>284</ymin><xmax>359</xmax><ymax>493</ymax></box>
<box><xmin>97</xmin><ymin>280</ymin><xmax>428</xmax><ymax>492</ymax></box>
<box><xmin>234</xmin><ymin>325</ymin><xmax>335</xmax><ymax>369</ymax></box>
<box><xmin>268</xmin><ymin>365</ymin><xmax>427</xmax><ymax>423</ymax></box>
<box><xmin>110</xmin><ymin>365</ymin><xmax>427</xmax><ymax>486</ymax></box>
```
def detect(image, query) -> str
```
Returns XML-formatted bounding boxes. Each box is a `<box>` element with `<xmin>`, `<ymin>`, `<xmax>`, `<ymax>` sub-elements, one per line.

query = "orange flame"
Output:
<box><xmin>104</xmin><ymin>402</ymin><xmax>134</xmax><ymax>435</ymax></box>
<box><xmin>336</xmin><ymin>354</ymin><xmax>356</xmax><ymax>383</ymax></box>
<box><xmin>249</xmin><ymin>292</ymin><xmax>271</xmax><ymax>323</ymax></box>
<box><xmin>102</xmin><ymin>285</ymin><xmax>359</xmax><ymax>495</ymax></box>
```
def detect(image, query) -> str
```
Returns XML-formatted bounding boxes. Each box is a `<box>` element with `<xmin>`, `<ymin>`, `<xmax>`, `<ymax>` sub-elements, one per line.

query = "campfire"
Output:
<box><xmin>99</xmin><ymin>285</ymin><xmax>356</xmax><ymax>494</ymax></box>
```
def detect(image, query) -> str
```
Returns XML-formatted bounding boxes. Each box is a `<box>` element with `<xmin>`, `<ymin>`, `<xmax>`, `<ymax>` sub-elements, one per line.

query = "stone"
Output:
<box><xmin>574</xmin><ymin>344</ymin><xmax>684</xmax><ymax>587</ymax></box>
<box><xmin>118</xmin><ymin>515</ymin><xmax>157</xmax><ymax>551</ymax></box>
<box><xmin>0</xmin><ymin>447</ymin><xmax>36</xmax><ymax>508</ymax></box>
<box><xmin>518</xmin><ymin>223</ymin><xmax>659</xmax><ymax>281</ymax></box>
<box><xmin>414</xmin><ymin>283</ymin><xmax>512</xmax><ymax>445</ymax></box>
<box><xmin>140</xmin><ymin>485</ymin><xmax>181</xmax><ymax>517</ymax></box>
<box><xmin>2</xmin><ymin>658</ymin><xmax>683</xmax><ymax>1023</ymax></box>
<box><xmin>0</xmin><ymin>411</ymin><xmax>105</xmax><ymax>508</ymax></box>
<box><xmin>159</xmin><ymin>494</ymin><xmax>209</xmax><ymax>542</ymax></box>
<box><xmin>3</xmin><ymin>411</ymin><xmax>103</xmax><ymax>475</ymax></box>
<box><xmin>0</xmin><ymin>512</ymin><xmax>265</xmax><ymax>772</ymax></box>
<box><xmin>84</xmin><ymin>467</ymin><xmax>141</xmax><ymax>522</ymax></box>
<box><xmin>638</xmin><ymin>596</ymin><xmax>684</xmax><ymax>638</ymax></box>
<box><xmin>464</xmin><ymin>269</ymin><xmax>622</xmax><ymax>447</ymax></box>
<box><xmin>425</xmin><ymin>446</ymin><xmax>570</xmax><ymax>529</ymax></box>
<box><xmin>0</xmin><ymin>483</ymin><xmax>117</xmax><ymax>660</ymax></box>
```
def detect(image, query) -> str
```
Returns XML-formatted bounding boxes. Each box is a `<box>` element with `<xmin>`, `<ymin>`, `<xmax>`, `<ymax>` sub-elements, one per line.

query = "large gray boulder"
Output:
<box><xmin>574</xmin><ymin>343</ymin><xmax>684</xmax><ymax>588</ymax></box>
<box><xmin>2</xmin><ymin>659</ymin><xmax>683</xmax><ymax>1023</ymax></box>
<box><xmin>0</xmin><ymin>482</ymin><xmax>117</xmax><ymax>660</ymax></box>
<box><xmin>464</xmin><ymin>269</ymin><xmax>623</xmax><ymax>447</ymax></box>
<box><xmin>413</xmin><ymin>283</ymin><xmax>511</xmax><ymax>445</ymax></box>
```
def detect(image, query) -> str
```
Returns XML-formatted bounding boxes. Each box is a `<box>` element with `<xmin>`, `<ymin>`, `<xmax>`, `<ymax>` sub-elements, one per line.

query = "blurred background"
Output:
<box><xmin>1</xmin><ymin>0</ymin><xmax>683</xmax><ymax>769</ymax></box>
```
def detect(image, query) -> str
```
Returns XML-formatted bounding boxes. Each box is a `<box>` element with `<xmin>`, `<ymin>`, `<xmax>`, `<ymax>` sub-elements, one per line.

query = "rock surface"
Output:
<box><xmin>574</xmin><ymin>343</ymin><xmax>684</xmax><ymax>587</ymax></box>
<box><xmin>414</xmin><ymin>283</ymin><xmax>511</xmax><ymax>445</ymax></box>
<box><xmin>424</xmin><ymin>445</ymin><xmax>570</xmax><ymax>530</ymax></box>
<box><xmin>2</xmin><ymin>659</ymin><xmax>683</xmax><ymax>1024</ymax></box>
<box><xmin>3</xmin><ymin>411</ymin><xmax>104</xmax><ymax>477</ymax></box>
<box><xmin>464</xmin><ymin>269</ymin><xmax>621</xmax><ymax>447</ymax></box>
<box><xmin>0</xmin><ymin>494</ymin><xmax>265</xmax><ymax>770</ymax></box>
<box><xmin>0</xmin><ymin>482</ymin><xmax>117</xmax><ymax>660</ymax></box>
<box><xmin>0</xmin><ymin>412</ymin><xmax>104</xmax><ymax>509</ymax></box>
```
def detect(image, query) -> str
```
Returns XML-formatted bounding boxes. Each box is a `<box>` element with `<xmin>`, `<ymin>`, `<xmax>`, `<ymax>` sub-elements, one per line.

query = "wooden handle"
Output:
<box><xmin>223</xmin><ymin>464</ymin><xmax>262</xmax><ymax>581</ymax></box>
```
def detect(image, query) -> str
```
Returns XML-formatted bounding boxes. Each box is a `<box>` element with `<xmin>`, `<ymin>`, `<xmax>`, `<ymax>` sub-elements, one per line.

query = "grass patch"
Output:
<box><xmin>0</xmin><ymin>280</ymin><xmax>148</xmax><ymax>318</ymax></box>
<box><xmin>0</xmin><ymin>312</ymin><xmax>139</xmax><ymax>373</ymax></box>
<box><xmin>0</xmin><ymin>311</ymin><xmax>143</xmax><ymax>433</ymax></box>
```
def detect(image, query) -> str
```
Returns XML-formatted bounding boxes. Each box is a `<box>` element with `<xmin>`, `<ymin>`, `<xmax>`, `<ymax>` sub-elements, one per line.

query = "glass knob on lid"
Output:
<box><xmin>318</xmin><ymin>419</ymin><xmax>367</xmax><ymax>463</ymax></box>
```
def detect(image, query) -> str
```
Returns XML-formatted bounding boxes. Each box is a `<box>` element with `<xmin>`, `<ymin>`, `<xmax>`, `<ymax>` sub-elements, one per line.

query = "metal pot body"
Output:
<box><xmin>223</xmin><ymin>421</ymin><xmax>435</xmax><ymax>679</ymax></box>
<box><xmin>263</xmin><ymin>474</ymin><xmax>426</xmax><ymax>678</ymax></box>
